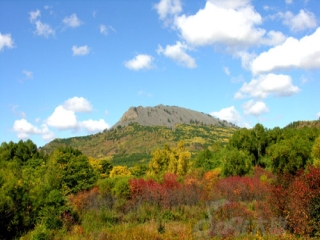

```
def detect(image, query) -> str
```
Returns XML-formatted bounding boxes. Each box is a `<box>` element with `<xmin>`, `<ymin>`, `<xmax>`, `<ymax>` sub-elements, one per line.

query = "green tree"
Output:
<box><xmin>47</xmin><ymin>147</ymin><xmax>97</xmax><ymax>194</ymax></box>
<box><xmin>221</xmin><ymin>148</ymin><xmax>253</xmax><ymax>177</ymax></box>
<box><xmin>267</xmin><ymin>137</ymin><xmax>312</xmax><ymax>174</ymax></box>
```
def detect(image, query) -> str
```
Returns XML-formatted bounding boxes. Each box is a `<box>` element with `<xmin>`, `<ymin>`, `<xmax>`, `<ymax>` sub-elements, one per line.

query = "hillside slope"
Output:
<box><xmin>41</xmin><ymin>105</ymin><xmax>238</xmax><ymax>160</ymax></box>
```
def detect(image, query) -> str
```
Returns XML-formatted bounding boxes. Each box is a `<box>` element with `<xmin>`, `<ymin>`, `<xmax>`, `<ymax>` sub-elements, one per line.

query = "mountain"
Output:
<box><xmin>112</xmin><ymin>104</ymin><xmax>236</xmax><ymax>129</ymax></box>
<box><xmin>41</xmin><ymin>105</ymin><xmax>238</xmax><ymax>165</ymax></box>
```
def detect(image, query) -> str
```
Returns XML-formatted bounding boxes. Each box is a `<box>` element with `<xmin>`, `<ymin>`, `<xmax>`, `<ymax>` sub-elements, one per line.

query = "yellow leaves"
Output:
<box><xmin>110</xmin><ymin>166</ymin><xmax>131</xmax><ymax>178</ymax></box>
<box><xmin>149</xmin><ymin>140</ymin><xmax>191</xmax><ymax>176</ymax></box>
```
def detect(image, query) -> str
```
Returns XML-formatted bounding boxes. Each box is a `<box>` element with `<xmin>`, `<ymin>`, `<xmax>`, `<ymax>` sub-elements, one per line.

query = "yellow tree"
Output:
<box><xmin>168</xmin><ymin>141</ymin><xmax>191</xmax><ymax>176</ymax></box>
<box><xmin>149</xmin><ymin>141</ymin><xmax>191</xmax><ymax>176</ymax></box>
<box><xmin>149</xmin><ymin>144</ymin><xmax>171</xmax><ymax>175</ymax></box>
<box><xmin>109</xmin><ymin>166</ymin><xmax>131</xmax><ymax>178</ymax></box>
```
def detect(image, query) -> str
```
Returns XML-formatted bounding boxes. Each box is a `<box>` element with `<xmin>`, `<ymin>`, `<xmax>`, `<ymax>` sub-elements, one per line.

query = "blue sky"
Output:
<box><xmin>1</xmin><ymin>0</ymin><xmax>320</xmax><ymax>147</ymax></box>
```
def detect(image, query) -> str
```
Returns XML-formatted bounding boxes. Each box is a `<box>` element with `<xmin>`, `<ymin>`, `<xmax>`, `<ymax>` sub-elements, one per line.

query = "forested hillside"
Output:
<box><xmin>41</xmin><ymin>122</ymin><xmax>238</xmax><ymax>164</ymax></box>
<box><xmin>1</xmin><ymin>123</ymin><xmax>320</xmax><ymax>239</ymax></box>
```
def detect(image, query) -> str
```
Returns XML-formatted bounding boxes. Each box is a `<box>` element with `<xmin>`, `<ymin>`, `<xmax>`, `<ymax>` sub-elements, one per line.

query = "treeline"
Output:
<box><xmin>194</xmin><ymin>123</ymin><xmax>320</xmax><ymax>175</ymax></box>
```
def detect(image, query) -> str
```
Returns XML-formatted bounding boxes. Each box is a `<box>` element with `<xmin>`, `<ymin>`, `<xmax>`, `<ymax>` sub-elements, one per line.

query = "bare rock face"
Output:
<box><xmin>113</xmin><ymin>104</ymin><xmax>236</xmax><ymax>129</ymax></box>
<box><xmin>120</xmin><ymin>107</ymin><xmax>138</xmax><ymax>122</ymax></box>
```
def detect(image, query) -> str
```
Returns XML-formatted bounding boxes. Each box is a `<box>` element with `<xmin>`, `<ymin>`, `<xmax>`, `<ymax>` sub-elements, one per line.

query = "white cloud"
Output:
<box><xmin>154</xmin><ymin>0</ymin><xmax>182</xmax><ymax>20</ymax></box>
<box><xmin>45</xmin><ymin>97</ymin><xmax>110</xmax><ymax>133</ymax></box>
<box><xmin>13</xmin><ymin>119</ymin><xmax>55</xmax><ymax>141</ymax></box>
<box><xmin>251</xmin><ymin>27</ymin><xmax>320</xmax><ymax>74</ymax></box>
<box><xmin>100</xmin><ymin>24</ymin><xmax>108</xmax><ymax>35</ymax></box>
<box><xmin>34</xmin><ymin>20</ymin><xmax>54</xmax><ymax>38</ymax></box>
<box><xmin>0</xmin><ymin>33</ymin><xmax>14</xmax><ymax>50</ymax></box>
<box><xmin>23</xmin><ymin>70</ymin><xmax>33</xmax><ymax>79</ymax></box>
<box><xmin>63</xmin><ymin>97</ymin><xmax>92</xmax><ymax>112</ymax></box>
<box><xmin>317</xmin><ymin>112</ymin><xmax>320</xmax><ymax>119</ymax></box>
<box><xmin>235</xmin><ymin>73</ymin><xmax>300</xmax><ymax>99</ymax></box>
<box><xmin>211</xmin><ymin>106</ymin><xmax>245</xmax><ymax>126</ymax></box>
<box><xmin>72</xmin><ymin>45</ymin><xmax>90</xmax><ymax>56</ymax></box>
<box><xmin>243</xmin><ymin>100</ymin><xmax>269</xmax><ymax>117</ymax></box>
<box><xmin>157</xmin><ymin>41</ymin><xmax>196</xmax><ymax>68</ymax></box>
<box><xmin>234</xmin><ymin>51</ymin><xmax>256</xmax><ymax>70</ymax></box>
<box><xmin>81</xmin><ymin>119</ymin><xmax>109</xmax><ymax>133</ymax></box>
<box><xmin>63</xmin><ymin>13</ymin><xmax>82</xmax><ymax>28</ymax></box>
<box><xmin>174</xmin><ymin>0</ymin><xmax>265</xmax><ymax>48</ymax></box>
<box><xmin>124</xmin><ymin>54</ymin><xmax>154</xmax><ymax>70</ymax></box>
<box><xmin>285</xmin><ymin>0</ymin><xmax>293</xmax><ymax>4</ymax></box>
<box><xmin>29</xmin><ymin>9</ymin><xmax>41</xmax><ymax>23</ymax></box>
<box><xmin>46</xmin><ymin>106</ymin><xmax>79</xmax><ymax>130</ymax></box>
<box><xmin>40</xmin><ymin>124</ymin><xmax>56</xmax><ymax>141</ymax></box>
<box><xmin>281</xmin><ymin>10</ymin><xmax>317</xmax><ymax>32</ymax></box>
<box><xmin>262</xmin><ymin>30</ymin><xmax>286</xmax><ymax>46</ymax></box>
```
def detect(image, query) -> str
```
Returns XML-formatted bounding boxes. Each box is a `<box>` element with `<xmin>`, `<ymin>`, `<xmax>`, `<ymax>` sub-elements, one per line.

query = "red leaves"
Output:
<box><xmin>129</xmin><ymin>173</ymin><xmax>201</xmax><ymax>208</ymax></box>
<box><xmin>270</xmin><ymin>165</ymin><xmax>320</xmax><ymax>236</ymax></box>
<box><xmin>212</xmin><ymin>172</ymin><xmax>271</xmax><ymax>202</ymax></box>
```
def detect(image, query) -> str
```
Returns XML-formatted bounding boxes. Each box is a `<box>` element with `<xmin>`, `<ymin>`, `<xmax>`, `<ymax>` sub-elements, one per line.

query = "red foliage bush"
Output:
<box><xmin>269</xmin><ymin>165</ymin><xmax>320</xmax><ymax>236</ymax></box>
<box><xmin>129</xmin><ymin>173</ymin><xmax>201</xmax><ymax>208</ymax></box>
<box><xmin>212</xmin><ymin>173</ymin><xmax>271</xmax><ymax>202</ymax></box>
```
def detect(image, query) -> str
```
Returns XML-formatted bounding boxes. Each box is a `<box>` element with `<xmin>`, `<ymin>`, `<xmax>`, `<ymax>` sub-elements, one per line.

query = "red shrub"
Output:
<box><xmin>269</xmin><ymin>165</ymin><xmax>320</xmax><ymax>236</ymax></box>
<box><xmin>129</xmin><ymin>173</ymin><xmax>202</xmax><ymax>208</ymax></box>
<box><xmin>212</xmin><ymin>174</ymin><xmax>271</xmax><ymax>202</ymax></box>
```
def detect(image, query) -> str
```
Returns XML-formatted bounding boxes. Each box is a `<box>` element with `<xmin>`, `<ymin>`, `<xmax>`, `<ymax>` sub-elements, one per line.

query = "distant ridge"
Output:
<box><xmin>112</xmin><ymin>104</ymin><xmax>236</xmax><ymax>129</ymax></box>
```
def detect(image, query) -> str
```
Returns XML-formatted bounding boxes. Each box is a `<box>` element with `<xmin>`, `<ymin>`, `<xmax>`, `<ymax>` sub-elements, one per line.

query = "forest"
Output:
<box><xmin>1</xmin><ymin>123</ymin><xmax>320</xmax><ymax>239</ymax></box>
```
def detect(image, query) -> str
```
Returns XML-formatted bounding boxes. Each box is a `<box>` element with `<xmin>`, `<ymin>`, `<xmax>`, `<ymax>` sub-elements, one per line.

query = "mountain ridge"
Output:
<box><xmin>112</xmin><ymin>104</ymin><xmax>237</xmax><ymax>129</ymax></box>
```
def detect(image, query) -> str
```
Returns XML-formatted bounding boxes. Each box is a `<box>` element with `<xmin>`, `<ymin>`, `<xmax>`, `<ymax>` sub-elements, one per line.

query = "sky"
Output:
<box><xmin>1</xmin><ymin>0</ymin><xmax>320</xmax><ymax>147</ymax></box>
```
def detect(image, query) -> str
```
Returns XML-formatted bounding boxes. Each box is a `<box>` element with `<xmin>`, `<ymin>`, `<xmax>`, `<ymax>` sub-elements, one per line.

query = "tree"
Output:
<box><xmin>168</xmin><ymin>141</ymin><xmax>191</xmax><ymax>176</ymax></box>
<box><xmin>149</xmin><ymin>141</ymin><xmax>191</xmax><ymax>176</ymax></box>
<box><xmin>47</xmin><ymin>147</ymin><xmax>97</xmax><ymax>194</ymax></box>
<box><xmin>149</xmin><ymin>144</ymin><xmax>171</xmax><ymax>175</ymax></box>
<box><xmin>221</xmin><ymin>148</ymin><xmax>253</xmax><ymax>177</ymax></box>
<box><xmin>267</xmin><ymin>137</ymin><xmax>312</xmax><ymax>174</ymax></box>
<box><xmin>109</xmin><ymin>166</ymin><xmax>131</xmax><ymax>178</ymax></box>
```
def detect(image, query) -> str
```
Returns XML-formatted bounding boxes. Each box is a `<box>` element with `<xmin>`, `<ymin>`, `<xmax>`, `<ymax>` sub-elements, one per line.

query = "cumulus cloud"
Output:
<box><xmin>280</xmin><ymin>10</ymin><xmax>317</xmax><ymax>32</ymax></box>
<box><xmin>29</xmin><ymin>9</ymin><xmax>41</xmax><ymax>22</ymax></box>
<box><xmin>235</xmin><ymin>74</ymin><xmax>300</xmax><ymax>99</ymax></box>
<box><xmin>262</xmin><ymin>30</ymin><xmax>286</xmax><ymax>46</ymax></box>
<box><xmin>34</xmin><ymin>20</ymin><xmax>55</xmax><ymax>38</ymax></box>
<box><xmin>174</xmin><ymin>0</ymin><xmax>265</xmax><ymax>48</ymax></box>
<box><xmin>81</xmin><ymin>119</ymin><xmax>109</xmax><ymax>133</ymax></box>
<box><xmin>72</xmin><ymin>45</ymin><xmax>90</xmax><ymax>56</ymax></box>
<box><xmin>211</xmin><ymin>106</ymin><xmax>249</xmax><ymax>127</ymax></box>
<box><xmin>63</xmin><ymin>96</ymin><xmax>92</xmax><ymax>112</ymax></box>
<box><xmin>154</xmin><ymin>0</ymin><xmax>182</xmax><ymax>20</ymax></box>
<box><xmin>124</xmin><ymin>54</ymin><xmax>154</xmax><ymax>70</ymax></box>
<box><xmin>317</xmin><ymin>112</ymin><xmax>320</xmax><ymax>119</ymax></box>
<box><xmin>13</xmin><ymin>119</ymin><xmax>55</xmax><ymax>141</ymax></box>
<box><xmin>251</xmin><ymin>27</ymin><xmax>320</xmax><ymax>74</ymax></box>
<box><xmin>0</xmin><ymin>33</ymin><xmax>14</xmax><ymax>50</ymax></box>
<box><xmin>243</xmin><ymin>100</ymin><xmax>269</xmax><ymax>117</ymax></box>
<box><xmin>46</xmin><ymin>106</ymin><xmax>79</xmax><ymax>130</ymax></box>
<box><xmin>45</xmin><ymin>97</ymin><xmax>109</xmax><ymax>133</ymax></box>
<box><xmin>63</xmin><ymin>13</ymin><xmax>82</xmax><ymax>28</ymax></box>
<box><xmin>157</xmin><ymin>41</ymin><xmax>196</xmax><ymax>68</ymax></box>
